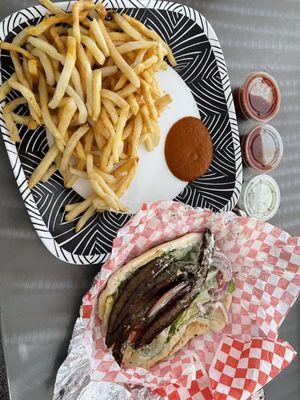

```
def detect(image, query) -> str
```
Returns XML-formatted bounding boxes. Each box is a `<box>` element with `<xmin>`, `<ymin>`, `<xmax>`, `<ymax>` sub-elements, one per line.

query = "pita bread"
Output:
<box><xmin>97</xmin><ymin>233</ymin><xmax>233</xmax><ymax>369</ymax></box>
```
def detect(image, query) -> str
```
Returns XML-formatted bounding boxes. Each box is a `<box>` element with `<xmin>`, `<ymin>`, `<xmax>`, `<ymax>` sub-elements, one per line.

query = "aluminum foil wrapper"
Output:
<box><xmin>52</xmin><ymin>315</ymin><xmax>265</xmax><ymax>400</ymax></box>
<box><xmin>52</xmin><ymin>317</ymin><xmax>161</xmax><ymax>400</ymax></box>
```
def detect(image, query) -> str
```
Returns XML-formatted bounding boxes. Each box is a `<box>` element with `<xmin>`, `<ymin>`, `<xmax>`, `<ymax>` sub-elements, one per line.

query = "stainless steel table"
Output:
<box><xmin>0</xmin><ymin>1</ymin><xmax>299</xmax><ymax>399</ymax></box>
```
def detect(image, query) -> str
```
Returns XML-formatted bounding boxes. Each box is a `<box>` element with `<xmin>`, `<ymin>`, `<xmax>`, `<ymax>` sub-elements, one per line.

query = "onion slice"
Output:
<box><xmin>148</xmin><ymin>282</ymin><xmax>189</xmax><ymax>319</ymax></box>
<box><xmin>216</xmin><ymin>301</ymin><xmax>230</xmax><ymax>325</ymax></box>
<box><xmin>212</xmin><ymin>251</ymin><xmax>232</xmax><ymax>281</ymax></box>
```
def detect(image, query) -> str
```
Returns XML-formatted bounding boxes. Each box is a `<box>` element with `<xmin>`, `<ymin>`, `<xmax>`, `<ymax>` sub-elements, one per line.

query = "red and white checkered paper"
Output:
<box><xmin>81</xmin><ymin>201</ymin><xmax>300</xmax><ymax>400</ymax></box>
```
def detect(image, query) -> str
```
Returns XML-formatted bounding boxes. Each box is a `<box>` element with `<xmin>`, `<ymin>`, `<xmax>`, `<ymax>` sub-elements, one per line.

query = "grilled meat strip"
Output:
<box><xmin>106</xmin><ymin>254</ymin><xmax>175</xmax><ymax>347</ymax></box>
<box><xmin>136</xmin><ymin>229</ymin><xmax>215</xmax><ymax>348</ymax></box>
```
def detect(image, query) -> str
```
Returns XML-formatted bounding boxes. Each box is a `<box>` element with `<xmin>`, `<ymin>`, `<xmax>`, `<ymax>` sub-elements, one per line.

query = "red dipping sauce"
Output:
<box><xmin>237</xmin><ymin>72</ymin><xmax>281</xmax><ymax>122</ymax></box>
<box><xmin>242</xmin><ymin>125</ymin><xmax>283</xmax><ymax>173</ymax></box>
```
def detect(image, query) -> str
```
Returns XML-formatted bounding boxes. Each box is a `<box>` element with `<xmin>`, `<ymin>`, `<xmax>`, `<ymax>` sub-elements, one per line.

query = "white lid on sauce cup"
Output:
<box><xmin>237</xmin><ymin>175</ymin><xmax>280</xmax><ymax>220</ymax></box>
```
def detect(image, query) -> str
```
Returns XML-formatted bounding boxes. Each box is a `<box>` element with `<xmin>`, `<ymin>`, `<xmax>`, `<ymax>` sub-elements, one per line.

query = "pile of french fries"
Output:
<box><xmin>0</xmin><ymin>0</ymin><xmax>175</xmax><ymax>232</ymax></box>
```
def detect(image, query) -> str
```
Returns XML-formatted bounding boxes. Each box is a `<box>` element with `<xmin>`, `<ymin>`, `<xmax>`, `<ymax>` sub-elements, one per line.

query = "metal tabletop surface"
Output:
<box><xmin>0</xmin><ymin>1</ymin><xmax>299</xmax><ymax>399</ymax></box>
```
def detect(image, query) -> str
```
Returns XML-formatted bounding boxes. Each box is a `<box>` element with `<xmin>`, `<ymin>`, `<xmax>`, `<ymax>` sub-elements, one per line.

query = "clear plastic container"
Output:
<box><xmin>242</xmin><ymin>124</ymin><xmax>283</xmax><ymax>173</ymax></box>
<box><xmin>237</xmin><ymin>175</ymin><xmax>280</xmax><ymax>220</ymax></box>
<box><xmin>236</xmin><ymin>72</ymin><xmax>281</xmax><ymax>122</ymax></box>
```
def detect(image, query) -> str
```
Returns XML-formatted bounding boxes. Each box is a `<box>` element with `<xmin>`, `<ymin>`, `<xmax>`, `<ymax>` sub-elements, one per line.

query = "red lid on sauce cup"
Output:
<box><xmin>239</xmin><ymin>72</ymin><xmax>281</xmax><ymax>122</ymax></box>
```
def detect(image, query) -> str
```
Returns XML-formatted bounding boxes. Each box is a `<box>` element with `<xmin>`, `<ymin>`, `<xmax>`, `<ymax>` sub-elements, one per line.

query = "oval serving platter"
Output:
<box><xmin>0</xmin><ymin>0</ymin><xmax>242</xmax><ymax>265</ymax></box>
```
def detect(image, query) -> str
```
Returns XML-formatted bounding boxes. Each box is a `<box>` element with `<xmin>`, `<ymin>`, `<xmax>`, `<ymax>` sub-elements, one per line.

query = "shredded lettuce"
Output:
<box><xmin>227</xmin><ymin>280</ymin><xmax>235</xmax><ymax>293</ymax></box>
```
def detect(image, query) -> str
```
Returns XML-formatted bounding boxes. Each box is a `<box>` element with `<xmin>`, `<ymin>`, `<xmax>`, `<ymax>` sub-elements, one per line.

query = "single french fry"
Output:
<box><xmin>100</xmin><ymin>129</ymin><xmax>114</xmax><ymax>170</ymax></box>
<box><xmin>151</xmin><ymin>74</ymin><xmax>163</xmax><ymax>98</ymax></box>
<box><xmin>28</xmin><ymin>59</ymin><xmax>39</xmax><ymax>85</ymax></box>
<box><xmin>3</xmin><ymin>97</ymin><xmax>28</xmax><ymax>142</ymax></box>
<box><xmin>81</xmin><ymin>34</ymin><xmax>105</xmax><ymax>65</ymax></box>
<box><xmin>140</xmin><ymin>103</ymin><xmax>152</xmax><ymax>132</ymax></box>
<box><xmin>100</xmin><ymin>107</ymin><xmax>116</xmax><ymax>138</ymax></box>
<box><xmin>101</xmin><ymin>88</ymin><xmax>128</xmax><ymax>108</ymax></box>
<box><xmin>25</xmin><ymin>12</ymin><xmax>73</xmax><ymax>36</ymax></box>
<box><xmin>116</xmin><ymin>40</ymin><xmax>156</xmax><ymax>54</ymax></box>
<box><xmin>49</xmin><ymin>26</ymin><xmax>65</xmax><ymax>54</ymax></box>
<box><xmin>108</xmin><ymin>32</ymin><xmax>131</xmax><ymax>42</ymax></box>
<box><xmin>102</xmin><ymin>98</ymin><xmax>118</xmax><ymax>125</ymax></box>
<box><xmin>49</xmin><ymin>36</ymin><xmax>76</xmax><ymax>108</ymax></box>
<box><xmin>39</xmin><ymin>0</ymin><xmax>63</xmax><ymax>15</ymax></box>
<box><xmin>28</xmin><ymin>36</ymin><xmax>65</xmax><ymax>63</ymax></box>
<box><xmin>141</xmin><ymin>70</ymin><xmax>152</xmax><ymax>83</ymax></box>
<box><xmin>100</xmin><ymin>65</ymin><xmax>118</xmax><ymax>78</ymax></box>
<box><xmin>65</xmin><ymin>196</ymin><xmax>94</xmax><ymax>222</ymax></box>
<box><xmin>113</xmin><ymin>105</ymin><xmax>129</xmax><ymax>162</ymax></box>
<box><xmin>116</xmin><ymin>159</ymin><xmax>138</xmax><ymax>197</ymax></box>
<box><xmin>127</xmin><ymin>93</ymin><xmax>139</xmax><ymax>115</ymax></box>
<box><xmin>75</xmin><ymin>205</ymin><xmax>95</xmax><ymax>232</ymax></box>
<box><xmin>104</xmin><ymin>20</ymin><xmax>119</xmax><ymax>30</ymax></box>
<box><xmin>31</xmin><ymin>48</ymin><xmax>55</xmax><ymax>86</ymax></box>
<box><xmin>84</xmin><ymin>129</ymin><xmax>94</xmax><ymax>153</ymax></box>
<box><xmin>141</xmin><ymin>79</ymin><xmax>157</xmax><ymax>121</ymax></box>
<box><xmin>65</xmin><ymin>202</ymin><xmax>80</xmax><ymax>212</ymax></box>
<box><xmin>122</xmin><ymin>118</ymin><xmax>134</xmax><ymax>140</ymax></box>
<box><xmin>112</xmin><ymin>157</ymin><xmax>137</xmax><ymax>177</ymax></box>
<box><xmin>61</xmin><ymin>124</ymin><xmax>89</xmax><ymax>171</ymax></box>
<box><xmin>75</xmin><ymin>140</ymin><xmax>86</xmax><ymax>161</ymax></box>
<box><xmin>9</xmin><ymin>80</ymin><xmax>41</xmax><ymax>123</ymax></box>
<box><xmin>155</xmin><ymin>93</ymin><xmax>172</xmax><ymax>115</ymax></box>
<box><xmin>38</xmin><ymin>73</ymin><xmax>64</xmax><ymax>149</ymax></box>
<box><xmin>58</xmin><ymin>97</ymin><xmax>77</xmax><ymax>140</ymax></box>
<box><xmin>154</xmin><ymin>41</ymin><xmax>164</xmax><ymax>71</ymax></box>
<box><xmin>29</xmin><ymin>144</ymin><xmax>59</xmax><ymax>188</ymax></box>
<box><xmin>112</xmin><ymin>13</ymin><xmax>143</xmax><ymax>41</ymax></box>
<box><xmin>41</xmin><ymin>164</ymin><xmax>57</xmax><ymax>182</ymax></box>
<box><xmin>12</xmin><ymin>113</ymin><xmax>38</xmax><ymax>130</ymax></box>
<box><xmin>70</xmin><ymin>67</ymin><xmax>85</xmax><ymax>101</ymax></box>
<box><xmin>10</xmin><ymin>52</ymin><xmax>28</xmax><ymax>90</ymax></box>
<box><xmin>22</xmin><ymin>57</ymin><xmax>33</xmax><ymax>89</ymax></box>
<box><xmin>90</xmin><ymin>19</ymin><xmax>110</xmax><ymax>58</ymax></box>
<box><xmin>152</xmin><ymin>122</ymin><xmax>161</xmax><ymax>146</ymax></box>
<box><xmin>144</xmin><ymin>134</ymin><xmax>154</xmax><ymax>151</ymax></box>
<box><xmin>0</xmin><ymin>75</ymin><xmax>15</xmax><ymax>102</ymax></box>
<box><xmin>131</xmin><ymin>112</ymin><xmax>142</xmax><ymax>157</ymax></box>
<box><xmin>117</xmin><ymin>83</ymin><xmax>138</xmax><ymax>98</ymax></box>
<box><xmin>66</xmin><ymin>84</ymin><xmax>88</xmax><ymax>124</ymax></box>
<box><xmin>77</xmin><ymin>43</ymin><xmax>93</xmax><ymax>117</ymax></box>
<box><xmin>98</xmin><ymin>19</ymin><xmax>140</xmax><ymax>88</ymax></box>
<box><xmin>91</xmin><ymin>69</ymin><xmax>102</xmax><ymax>121</ymax></box>
<box><xmin>0</xmin><ymin>42</ymin><xmax>36</xmax><ymax>60</ymax></box>
<box><xmin>94</xmin><ymin>121</ymin><xmax>107</xmax><ymax>150</ymax></box>
<box><xmin>72</xmin><ymin>0</ymin><xmax>95</xmax><ymax>43</ymax></box>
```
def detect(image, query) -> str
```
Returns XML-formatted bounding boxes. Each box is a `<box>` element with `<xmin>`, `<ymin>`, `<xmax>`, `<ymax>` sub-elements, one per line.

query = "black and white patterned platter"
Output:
<box><xmin>0</xmin><ymin>0</ymin><xmax>242</xmax><ymax>265</ymax></box>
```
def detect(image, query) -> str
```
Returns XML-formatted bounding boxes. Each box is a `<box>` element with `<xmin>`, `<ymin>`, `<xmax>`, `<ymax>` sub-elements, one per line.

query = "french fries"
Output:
<box><xmin>0</xmin><ymin>0</ymin><xmax>175</xmax><ymax>231</ymax></box>
<box><xmin>49</xmin><ymin>36</ymin><xmax>76</xmax><ymax>109</ymax></box>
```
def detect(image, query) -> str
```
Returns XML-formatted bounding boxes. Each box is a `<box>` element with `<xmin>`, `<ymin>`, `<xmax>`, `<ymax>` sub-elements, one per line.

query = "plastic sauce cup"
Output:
<box><xmin>236</xmin><ymin>72</ymin><xmax>281</xmax><ymax>122</ymax></box>
<box><xmin>242</xmin><ymin>124</ymin><xmax>283</xmax><ymax>173</ymax></box>
<box><xmin>237</xmin><ymin>175</ymin><xmax>280</xmax><ymax>220</ymax></box>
